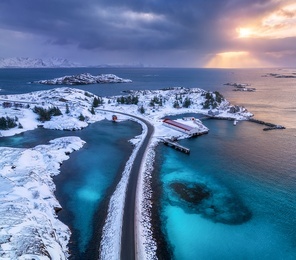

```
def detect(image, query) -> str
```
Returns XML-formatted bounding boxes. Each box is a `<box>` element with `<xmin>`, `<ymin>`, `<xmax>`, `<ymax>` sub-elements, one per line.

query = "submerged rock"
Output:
<box><xmin>167</xmin><ymin>180</ymin><xmax>251</xmax><ymax>225</ymax></box>
<box><xmin>170</xmin><ymin>182</ymin><xmax>210</xmax><ymax>204</ymax></box>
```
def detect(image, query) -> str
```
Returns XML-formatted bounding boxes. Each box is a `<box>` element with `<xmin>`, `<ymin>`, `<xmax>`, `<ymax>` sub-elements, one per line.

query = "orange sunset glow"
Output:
<box><xmin>205</xmin><ymin>51</ymin><xmax>271</xmax><ymax>68</ymax></box>
<box><xmin>235</xmin><ymin>3</ymin><xmax>296</xmax><ymax>39</ymax></box>
<box><xmin>0</xmin><ymin>0</ymin><xmax>295</xmax><ymax>68</ymax></box>
<box><xmin>205</xmin><ymin>2</ymin><xmax>296</xmax><ymax>68</ymax></box>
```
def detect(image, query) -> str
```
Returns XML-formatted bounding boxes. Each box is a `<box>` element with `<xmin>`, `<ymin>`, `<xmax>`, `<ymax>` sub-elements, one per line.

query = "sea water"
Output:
<box><xmin>156</xmin><ymin>119</ymin><xmax>296</xmax><ymax>259</ymax></box>
<box><xmin>153</xmin><ymin>67</ymin><xmax>296</xmax><ymax>259</ymax></box>
<box><xmin>0</xmin><ymin>67</ymin><xmax>228</xmax><ymax>96</ymax></box>
<box><xmin>55</xmin><ymin>120</ymin><xmax>142</xmax><ymax>253</ymax></box>
<box><xmin>1</xmin><ymin>67</ymin><xmax>296</xmax><ymax>259</ymax></box>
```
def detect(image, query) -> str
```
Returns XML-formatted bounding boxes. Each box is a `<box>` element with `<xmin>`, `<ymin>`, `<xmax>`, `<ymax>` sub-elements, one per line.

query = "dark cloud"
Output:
<box><xmin>0</xmin><ymin>0</ymin><xmax>295</xmax><ymax>66</ymax></box>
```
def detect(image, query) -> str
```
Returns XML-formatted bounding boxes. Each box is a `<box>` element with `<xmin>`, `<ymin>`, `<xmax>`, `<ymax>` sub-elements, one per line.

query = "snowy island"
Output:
<box><xmin>0</xmin><ymin>86</ymin><xmax>259</xmax><ymax>259</ymax></box>
<box><xmin>33</xmin><ymin>73</ymin><xmax>132</xmax><ymax>85</ymax></box>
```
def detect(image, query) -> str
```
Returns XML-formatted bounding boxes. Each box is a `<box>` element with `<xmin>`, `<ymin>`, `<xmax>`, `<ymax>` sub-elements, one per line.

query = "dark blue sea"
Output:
<box><xmin>0</xmin><ymin>68</ymin><xmax>295</xmax><ymax>259</ymax></box>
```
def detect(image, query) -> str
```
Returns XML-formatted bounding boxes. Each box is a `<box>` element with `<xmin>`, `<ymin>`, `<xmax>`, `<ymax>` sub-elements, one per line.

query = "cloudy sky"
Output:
<box><xmin>0</xmin><ymin>0</ymin><xmax>295</xmax><ymax>67</ymax></box>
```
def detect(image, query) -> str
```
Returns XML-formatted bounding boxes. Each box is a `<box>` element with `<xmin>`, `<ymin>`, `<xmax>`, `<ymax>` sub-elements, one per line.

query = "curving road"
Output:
<box><xmin>99</xmin><ymin>109</ymin><xmax>154</xmax><ymax>260</ymax></box>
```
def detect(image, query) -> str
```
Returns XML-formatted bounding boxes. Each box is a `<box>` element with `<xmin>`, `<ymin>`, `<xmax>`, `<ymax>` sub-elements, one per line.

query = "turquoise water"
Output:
<box><xmin>0</xmin><ymin>120</ymin><xmax>142</xmax><ymax>255</ymax></box>
<box><xmin>157</xmin><ymin>119</ymin><xmax>296</xmax><ymax>259</ymax></box>
<box><xmin>55</xmin><ymin>121</ymin><xmax>141</xmax><ymax>253</ymax></box>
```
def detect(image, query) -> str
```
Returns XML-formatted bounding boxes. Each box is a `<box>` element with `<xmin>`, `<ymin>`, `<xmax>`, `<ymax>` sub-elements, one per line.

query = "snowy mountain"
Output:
<box><xmin>0</xmin><ymin>57</ymin><xmax>79</xmax><ymax>68</ymax></box>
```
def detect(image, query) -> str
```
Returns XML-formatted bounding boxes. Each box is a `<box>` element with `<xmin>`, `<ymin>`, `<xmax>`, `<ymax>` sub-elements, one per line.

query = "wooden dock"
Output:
<box><xmin>162</xmin><ymin>138</ymin><xmax>190</xmax><ymax>154</ymax></box>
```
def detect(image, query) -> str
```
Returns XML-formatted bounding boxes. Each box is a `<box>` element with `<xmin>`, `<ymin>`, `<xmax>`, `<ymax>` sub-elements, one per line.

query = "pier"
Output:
<box><xmin>162</xmin><ymin>138</ymin><xmax>190</xmax><ymax>154</ymax></box>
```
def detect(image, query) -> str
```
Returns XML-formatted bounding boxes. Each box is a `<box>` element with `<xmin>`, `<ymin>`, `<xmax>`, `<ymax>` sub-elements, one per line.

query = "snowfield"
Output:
<box><xmin>0</xmin><ymin>87</ymin><xmax>253</xmax><ymax>259</ymax></box>
<box><xmin>0</xmin><ymin>137</ymin><xmax>85</xmax><ymax>259</ymax></box>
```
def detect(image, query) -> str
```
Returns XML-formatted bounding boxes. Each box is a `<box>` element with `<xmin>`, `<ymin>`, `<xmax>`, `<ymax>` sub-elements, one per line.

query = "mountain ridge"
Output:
<box><xmin>0</xmin><ymin>57</ymin><xmax>79</xmax><ymax>68</ymax></box>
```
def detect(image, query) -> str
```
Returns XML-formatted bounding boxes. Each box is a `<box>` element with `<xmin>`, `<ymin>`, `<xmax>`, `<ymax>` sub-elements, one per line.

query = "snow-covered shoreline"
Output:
<box><xmin>0</xmin><ymin>137</ymin><xmax>85</xmax><ymax>259</ymax></box>
<box><xmin>0</xmin><ymin>87</ymin><xmax>253</xmax><ymax>259</ymax></box>
<box><xmin>135</xmin><ymin>141</ymin><xmax>158</xmax><ymax>260</ymax></box>
<box><xmin>0</xmin><ymin>87</ymin><xmax>252</xmax><ymax>138</ymax></box>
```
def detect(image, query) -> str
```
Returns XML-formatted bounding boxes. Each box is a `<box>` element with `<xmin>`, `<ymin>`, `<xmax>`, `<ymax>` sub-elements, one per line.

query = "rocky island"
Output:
<box><xmin>33</xmin><ymin>73</ymin><xmax>132</xmax><ymax>85</ymax></box>
<box><xmin>224</xmin><ymin>82</ymin><xmax>256</xmax><ymax>92</ymax></box>
<box><xmin>262</xmin><ymin>73</ymin><xmax>296</xmax><ymax>78</ymax></box>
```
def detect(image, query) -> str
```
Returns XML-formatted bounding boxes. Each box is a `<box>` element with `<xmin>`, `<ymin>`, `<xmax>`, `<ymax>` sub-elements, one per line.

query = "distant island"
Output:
<box><xmin>224</xmin><ymin>82</ymin><xmax>256</xmax><ymax>92</ymax></box>
<box><xmin>33</xmin><ymin>73</ymin><xmax>132</xmax><ymax>85</ymax></box>
<box><xmin>262</xmin><ymin>73</ymin><xmax>296</xmax><ymax>79</ymax></box>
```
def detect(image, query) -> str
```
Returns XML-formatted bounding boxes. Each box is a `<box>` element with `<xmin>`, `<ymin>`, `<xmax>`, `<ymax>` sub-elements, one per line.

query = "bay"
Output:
<box><xmin>156</xmin><ymin>118</ymin><xmax>296</xmax><ymax>259</ymax></box>
<box><xmin>1</xmin><ymin>67</ymin><xmax>295</xmax><ymax>259</ymax></box>
<box><xmin>0</xmin><ymin>120</ymin><xmax>142</xmax><ymax>257</ymax></box>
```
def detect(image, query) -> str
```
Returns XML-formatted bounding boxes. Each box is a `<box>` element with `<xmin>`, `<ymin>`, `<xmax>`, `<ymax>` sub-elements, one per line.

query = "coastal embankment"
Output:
<box><xmin>206</xmin><ymin>116</ymin><xmax>286</xmax><ymax>131</ymax></box>
<box><xmin>248</xmin><ymin>118</ymin><xmax>286</xmax><ymax>131</ymax></box>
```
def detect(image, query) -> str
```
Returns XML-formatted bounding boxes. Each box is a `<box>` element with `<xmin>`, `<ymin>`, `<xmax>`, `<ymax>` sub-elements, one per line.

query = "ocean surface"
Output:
<box><xmin>156</xmin><ymin>119</ymin><xmax>296</xmax><ymax>259</ymax></box>
<box><xmin>0</xmin><ymin>68</ymin><xmax>295</xmax><ymax>259</ymax></box>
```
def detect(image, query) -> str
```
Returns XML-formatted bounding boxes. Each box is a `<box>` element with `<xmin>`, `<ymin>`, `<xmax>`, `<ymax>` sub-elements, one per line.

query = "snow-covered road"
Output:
<box><xmin>97</xmin><ymin>109</ymin><xmax>154</xmax><ymax>260</ymax></box>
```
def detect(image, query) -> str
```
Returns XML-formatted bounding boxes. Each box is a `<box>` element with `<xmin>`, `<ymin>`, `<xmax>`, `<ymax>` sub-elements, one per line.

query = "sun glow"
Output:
<box><xmin>236</xmin><ymin>3</ymin><xmax>296</xmax><ymax>39</ymax></box>
<box><xmin>237</xmin><ymin>27</ymin><xmax>253</xmax><ymax>38</ymax></box>
<box><xmin>205</xmin><ymin>51</ymin><xmax>270</xmax><ymax>68</ymax></box>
